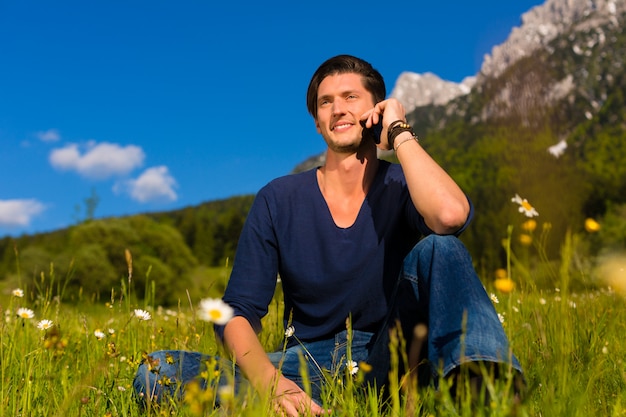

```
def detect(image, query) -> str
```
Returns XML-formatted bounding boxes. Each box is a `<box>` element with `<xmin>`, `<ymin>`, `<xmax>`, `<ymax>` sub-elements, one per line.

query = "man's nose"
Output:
<box><xmin>332</xmin><ymin>99</ymin><xmax>346</xmax><ymax>115</ymax></box>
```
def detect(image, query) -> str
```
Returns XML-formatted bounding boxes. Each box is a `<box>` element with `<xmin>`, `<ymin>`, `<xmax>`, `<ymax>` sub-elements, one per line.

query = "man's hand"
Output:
<box><xmin>271</xmin><ymin>373</ymin><xmax>329</xmax><ymax>416</ymax></box>
<box><xmin>224</xmin><ymin>318</ymin><xmax>330</xmax><ymax>415</ymax></box>
<box><xmin>360</xmin><ymin>98</ymin><xmax>408</xmax><ymax>151</ymax></box>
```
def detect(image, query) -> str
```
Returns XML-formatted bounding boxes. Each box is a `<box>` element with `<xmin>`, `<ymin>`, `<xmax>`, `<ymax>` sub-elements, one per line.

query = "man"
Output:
<box><xmin>134</xmin><ymin>55</ymin><xmax>521</xmax><ymax>415</ymax></box>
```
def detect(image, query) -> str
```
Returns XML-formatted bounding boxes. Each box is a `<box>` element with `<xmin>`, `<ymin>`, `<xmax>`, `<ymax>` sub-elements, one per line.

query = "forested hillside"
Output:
<box><xmin>0</xmin><ymin>195</ymin><xmax>254</xmax><ymax>304</ymax></box>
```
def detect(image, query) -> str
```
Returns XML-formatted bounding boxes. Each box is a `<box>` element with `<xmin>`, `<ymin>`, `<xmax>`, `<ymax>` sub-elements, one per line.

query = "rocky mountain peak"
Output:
<box><xmin>391</xmin><ymin>0</ymin><xmax>625</xmax><ymax>112</ymax></box>
<box><xmin>389</xmin><ymin>72</ymin><xmax>476</xmax><ymax>114</ymax></box>
<box><xmin>480</xmin><ymin>0</ymin><xmax>625</xmax><ymax>80</ymax></box>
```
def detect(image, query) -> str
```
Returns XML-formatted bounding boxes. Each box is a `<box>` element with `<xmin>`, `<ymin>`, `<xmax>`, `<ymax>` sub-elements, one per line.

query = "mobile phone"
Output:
<box><xmin>360</xmin><ymin>119</ymin><xmax>383</xmax><ymax>144</ymax></box>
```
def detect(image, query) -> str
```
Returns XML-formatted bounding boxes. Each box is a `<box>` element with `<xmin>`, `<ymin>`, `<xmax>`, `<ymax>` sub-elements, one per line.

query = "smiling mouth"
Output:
<box><xmin>332</xmin><ymin>123</ymin><xmax>352</xmax><ymax>131</ymax></box>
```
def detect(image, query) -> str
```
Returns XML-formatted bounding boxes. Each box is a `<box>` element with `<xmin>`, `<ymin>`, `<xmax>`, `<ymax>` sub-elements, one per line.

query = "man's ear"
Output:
<box><xmin>315</xmin><ymin>119</ymin><xmax>321</xmax><ymax>134</ymax></box>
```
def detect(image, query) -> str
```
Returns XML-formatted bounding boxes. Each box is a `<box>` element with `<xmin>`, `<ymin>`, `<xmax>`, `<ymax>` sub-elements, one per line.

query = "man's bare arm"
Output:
<box><xmin>223</xmin><ymin>317</ymin><xmax>327</xmax><ymax>416</ymax></box>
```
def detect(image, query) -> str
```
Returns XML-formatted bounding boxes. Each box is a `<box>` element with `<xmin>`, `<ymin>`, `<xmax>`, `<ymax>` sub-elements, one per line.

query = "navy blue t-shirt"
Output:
<box><xmin>218</xmin><ymin>160</ymin><xmax>469</xmax><ymax>343</ymax></box>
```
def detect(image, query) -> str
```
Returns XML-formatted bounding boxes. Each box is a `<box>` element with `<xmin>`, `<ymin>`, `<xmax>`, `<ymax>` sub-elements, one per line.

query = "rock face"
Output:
<box><xmin>397</xmin><ymin>0</ymin><xmax>625</xmax><ymax>133</ymax></box>
<box><xmin>389</xmin><ymin>72</ymin><xmax>476</xmax><ymax>114</ymax></box>
<box><xmin>480</xmin><ymin>0</ymin><xmax>625</xmax><ymax>81</ymax></box>
<box><xmin>391</xmin><ymin>0</ymin><xmax>625</xmax><ymax>112</ymax></box>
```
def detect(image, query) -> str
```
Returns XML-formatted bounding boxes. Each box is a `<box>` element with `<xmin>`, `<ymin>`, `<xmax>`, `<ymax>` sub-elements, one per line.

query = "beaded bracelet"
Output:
<box><xmin>387</xmin><ymin>120</ymin><xmax>406</xmax><ymax>133</ymax></box>
<box><xmin>387</xmin><ymin>120</ymin><xmax>416</xmax><ymax>149</ymax></box>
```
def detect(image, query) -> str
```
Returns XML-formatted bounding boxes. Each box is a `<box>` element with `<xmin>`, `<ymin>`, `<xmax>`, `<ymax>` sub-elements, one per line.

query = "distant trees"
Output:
<box><xmin>148</xmin><ymin>195</ymin><xmax>254</xmax><ymax>266</ymax></box>
<box><xmin>0</xmin><ymin>198</ymin><xmax>253</xmax><ymax>305</ymax></box>
<box><xmin>574</xmin><ymin>88</ymin><xmax>626</xmax><ymax>215</ymax></box>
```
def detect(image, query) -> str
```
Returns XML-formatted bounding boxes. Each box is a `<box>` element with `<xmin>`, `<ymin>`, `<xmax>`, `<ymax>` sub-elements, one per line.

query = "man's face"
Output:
<box><xmin>314</xmin><ymin>73</ymin><xmax>376</xmax><ymax>153</ymax></box>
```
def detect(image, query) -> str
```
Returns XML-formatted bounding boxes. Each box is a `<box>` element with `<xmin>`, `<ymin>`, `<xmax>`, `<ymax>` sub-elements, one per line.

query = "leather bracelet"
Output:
<box><xmin>388</xmin><ymin>120</ymin><xmax>406</xmax><ymax>132</ymax></box>
<box><xmin>387</xmin><ymin>120</ymin><xmax>415</xmax><ymax>149</ymax></box>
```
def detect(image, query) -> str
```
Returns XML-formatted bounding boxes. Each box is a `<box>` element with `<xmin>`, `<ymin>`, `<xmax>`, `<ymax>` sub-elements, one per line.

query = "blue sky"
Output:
<box><xmin>0</xmin><ymin>0</ymin><xmax>544</xmax><ymax>237</ymax></box>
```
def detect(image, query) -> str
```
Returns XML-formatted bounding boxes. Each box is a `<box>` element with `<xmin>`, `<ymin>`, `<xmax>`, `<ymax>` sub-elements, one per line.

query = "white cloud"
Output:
<box><xmin>36</xmin><ymin>129</ymin><xmax>60</xmax><ymax>142</ymax></box>
<box><xmin>49</xmin><ymin>141</ymin><xmax>145</xmax><ymax>179</ymax></box>
<box><xmin>116</xmin><ymin>166</ymin><xmax>178</xmax><ymax>203</ymax></box>
<box><xmin>0</xmin><ymin>199</ymin><xmax>46</xmax><ymax>227</ymax></box>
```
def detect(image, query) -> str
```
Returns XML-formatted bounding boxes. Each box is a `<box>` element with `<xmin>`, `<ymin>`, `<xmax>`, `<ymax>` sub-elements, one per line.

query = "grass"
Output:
<box><xmin>2</xmin><ymin>229</ymin><xmax>626</xmax><ymax>416</ymax></box>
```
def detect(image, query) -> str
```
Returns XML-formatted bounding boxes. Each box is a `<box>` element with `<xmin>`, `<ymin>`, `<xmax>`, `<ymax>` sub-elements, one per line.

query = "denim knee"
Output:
<box><xmin>399</xmin><ymin>234</ymin><xmax>522</xmax><ymax>377</ymax></box>
<box><xmin>133</xmin><ymin>350</ymin><xmax>211</xmax><ymax>403</ymax></box>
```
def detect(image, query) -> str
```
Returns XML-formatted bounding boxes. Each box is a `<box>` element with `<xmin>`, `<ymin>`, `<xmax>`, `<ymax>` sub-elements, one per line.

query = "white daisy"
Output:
<box><xmin>197</xmin><ymin>298</ymin><xmax>234</xmax><ymax>325</ymax></box>
<box><xmin>94</xmin><ymin>329</ymin><xmax>106</xmax><ymax>340</ymax></box>
<box><xmin>511</xmin><ymin>194</ymin><xmax>539</xmax><ymax>217</ymax></box>
<box><xmin>217</xmin><ymin>384</ymin><xmax>235</xmax><ymax>402</ymax></box>
<box><xmin>12</xmin><ymin>288</ymin><xmax>24</xmax><ymax>298</ymax></box>
<box><xmin>285</xmin><ymin>326</ymin><xmax>295</xmax><ymax>338</ymax></box>
<box><xmin>36</xmin><ymin>319</ymin><xmax>54</xmax><ymax>330</ymax></box>
<box><xmin>133</xmin><ymin>309</ymin><xmax>152</xmax><ymax>321</ymax></box>
<box><xmin>346</xmin><ymin>360</ymin><xmax>359</xmax><ymax>376</ymax></box>
<box><xmin>16</xmin><ymin>308</ymin><xmax>35</xmax><ymax>319</ymax></box>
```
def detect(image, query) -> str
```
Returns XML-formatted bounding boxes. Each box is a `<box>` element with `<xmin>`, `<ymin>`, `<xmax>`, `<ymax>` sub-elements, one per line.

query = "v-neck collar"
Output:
<box><xmin>313</xmin><ymin>161</ymin><xmax>387</xmax><ymax>230</ymax></box>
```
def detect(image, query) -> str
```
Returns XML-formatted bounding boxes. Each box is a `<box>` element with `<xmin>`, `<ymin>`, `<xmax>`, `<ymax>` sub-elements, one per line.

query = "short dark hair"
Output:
<box><xmin>306</xmin><ymin>55</ymin><xmax>386</xmax><ymax>118</ymax></box>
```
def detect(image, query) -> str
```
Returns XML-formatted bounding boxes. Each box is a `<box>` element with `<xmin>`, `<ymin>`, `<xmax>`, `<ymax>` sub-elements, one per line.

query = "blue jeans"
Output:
<box><xmin>133</xmin><ymin>235</ymin><xmax>521</xmax><ymax>404</ymax></box>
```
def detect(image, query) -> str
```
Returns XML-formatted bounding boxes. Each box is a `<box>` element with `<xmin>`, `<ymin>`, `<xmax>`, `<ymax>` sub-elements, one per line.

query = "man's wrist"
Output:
<box><xmin>393</xmin><ymin>130</ymin><xmax>419</xmax><ymax>152</ymax></box>
<box><xmin>387</xmin><ymin>120</ymin><xmax>417</xmax><ymax>150</ymax></box>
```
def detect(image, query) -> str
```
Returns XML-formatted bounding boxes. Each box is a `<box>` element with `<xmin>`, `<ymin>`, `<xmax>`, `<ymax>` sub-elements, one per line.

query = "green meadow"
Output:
<box><xmin>2</xmin><ymin>216</ymin><xmax>626</xmax><ymax>417</ymax></box>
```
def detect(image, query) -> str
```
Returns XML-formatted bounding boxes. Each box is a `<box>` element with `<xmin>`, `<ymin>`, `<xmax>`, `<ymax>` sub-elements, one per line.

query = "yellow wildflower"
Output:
<box><xmin>521</xmin><ymin>219</ymin><xmax>537</xmax><ymax>232</ymax></box>
<box><xmin>585</xmin><ymin>218</ymin><xmax>601</xmax><ymax>233</ymax></box>
<box><xmin>519</xmin><ymin>233</ymin><xmax>533</xmax><ymax>246</ymax></box>
<box><xmin>494</xmin><ymin>278</ymin><xmax>515</xmax><ymax>293</ymax></box>
<box><xmin>495</xmin><ymin>268</ymin><xmax>507</xmax><ymax>279</ymax></box>
<box><xmin>358</xmin><ymin>361</ymin><xmax>373</xmax><ymax>373</ymax></box>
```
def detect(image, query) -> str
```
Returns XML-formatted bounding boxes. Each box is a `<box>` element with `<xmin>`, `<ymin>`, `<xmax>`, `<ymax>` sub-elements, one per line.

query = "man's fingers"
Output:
<box><xmin>272</xmin><ymin>391</ymin><xmax>329</xmax><ymax>417</ymax></box>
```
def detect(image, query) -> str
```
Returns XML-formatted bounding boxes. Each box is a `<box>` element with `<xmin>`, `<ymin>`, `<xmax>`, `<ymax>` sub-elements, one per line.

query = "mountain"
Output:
<box><xmin>399</xmin><ymin>0</ymin><xmax>625</xmax><ymax>127</ymax></box>
<box><xmin>389</xmin><ymin>72</ymin><xmax>476</xmax><ymax>114</ymax></box>
<box><xmin>479</xmin><ymin>0</ymin><xmax>625</xmax><ymax>81</ymax></box>
<box><xmin>404</xmin><ymin>0</ymin><xmax>626</xmax><ymax>148</ymax></box>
